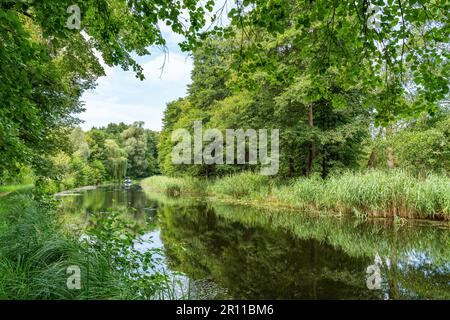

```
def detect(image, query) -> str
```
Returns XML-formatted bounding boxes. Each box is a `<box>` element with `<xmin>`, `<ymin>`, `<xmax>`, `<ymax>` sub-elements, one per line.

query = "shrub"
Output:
<box><xmin>208</xmin><ymin>172</ymin><xmax>271</xmax><ymax>199</ymax></box>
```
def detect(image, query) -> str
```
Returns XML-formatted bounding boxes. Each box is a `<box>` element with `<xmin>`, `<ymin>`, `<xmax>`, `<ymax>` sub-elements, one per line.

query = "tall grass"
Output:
<box><xmin>206</xmin><ymin>172</ymin><xmax>272</xmax><ymax>199</ymax></box>
<box><xmin>141</xmin><ymin>176</ymin><xmax>206</xmax><ymax>196</ymax></box>
<box><xmin>142</xmin><ymin>171</ymin><xmax>450</xmax><ymax>220</ymax></box>
<box><xmin>0</xmin><ymin>194</ymin><xmax>186</xmax><ymax>299</ymax></box>
<box><xmin>272</xmin><ymin>170</ymin><xmax>450</xmax><ymax>219</ymax></box>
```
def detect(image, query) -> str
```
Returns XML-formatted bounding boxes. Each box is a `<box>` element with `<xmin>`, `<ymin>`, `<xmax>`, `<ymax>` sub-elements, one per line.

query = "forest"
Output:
<box><xmin>0</xmin><ymin>0</ymin><xmax>449</xmax><ymax>301</ymax></box>
<box><xmin>152</xmin><ymin>0</ymin><xmax>449</xmax><ymax>220</ymax></box>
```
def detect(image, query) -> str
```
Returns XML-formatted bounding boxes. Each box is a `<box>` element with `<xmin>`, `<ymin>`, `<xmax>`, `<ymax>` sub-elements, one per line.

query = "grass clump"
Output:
<box><xmin>207</xmin><ymin>172</ymin><xmax>272</xmax><ymax>199</ymax></box>
<box><xmin>0</xmin><ymin>193</ymin><xmax>183</xmax><ymax>299</ymax></box>
<box><xmin>273</xmin><ymin>170</ymin><xmax>450</xmax><ymax>219</ymax></box>
<box><xmin>141</xmin><ymin>176</ymin><xmax>205</xmax><ymax>196</ymax></box>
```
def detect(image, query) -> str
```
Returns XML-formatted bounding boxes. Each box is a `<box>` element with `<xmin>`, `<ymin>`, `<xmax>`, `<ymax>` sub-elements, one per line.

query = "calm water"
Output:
<box><xmin>57</xmin><ymin>184</ymin><xmax>450</xmax><ymax>300</ymax></box>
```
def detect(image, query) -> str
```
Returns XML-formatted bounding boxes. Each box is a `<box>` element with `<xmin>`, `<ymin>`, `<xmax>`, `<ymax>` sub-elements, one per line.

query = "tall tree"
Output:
<box><xmin>0</xmin><ymin>0</ymin><xmax>215</xmax><ymax>176</ymax></box>
<box><xmin>104</xmin><ymin>139</ymin><xmax>127</xmax><ymax>181</ymax></box>
<box><xmin>121</xmin><ymin>122</ymin><xmax>148</xmax><ymax>178</ymax></box>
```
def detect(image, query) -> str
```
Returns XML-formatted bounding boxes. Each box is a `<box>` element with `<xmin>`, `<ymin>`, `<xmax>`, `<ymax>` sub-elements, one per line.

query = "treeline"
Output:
<box><xmin>2</xmin><ymin>121</ymin><xmax>159</xmax><ymax>192</ymax></box>
<box><xmin>0</xmin><ymin>0</ymin><xmax>209</xmax><ymax>190</ymax></box>
<box><xmin>36</xmin><ymin>122</ymin><xmax>159</xmax><ymax>193</ymax></box>
<box><xmin>1</xmin><ymin>1</ymin><xmax>449</xmax><ymax>187</ymax></box>
<box><xmin>158</xmin><ymin>2</ymin><xmax>449</xmax><ymax>179</ymax></box>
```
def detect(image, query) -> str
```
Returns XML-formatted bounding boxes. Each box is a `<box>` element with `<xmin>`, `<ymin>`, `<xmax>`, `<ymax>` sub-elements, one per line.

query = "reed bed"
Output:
<box><xmin>141</xmin><ymin>170</ymin><xmax>450</xmax><ymax>220</ymax></box>
<box><xmin>272</xmin><ymin>170</ymin><xmax>450</xmax><ymax>219</ymax></box>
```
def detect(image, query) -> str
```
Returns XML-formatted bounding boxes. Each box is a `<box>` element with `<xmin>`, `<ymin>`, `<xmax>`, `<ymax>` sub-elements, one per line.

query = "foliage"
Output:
<box><xmin>368</xmin><ymin>109</ymin><xmax>450</xmax><ymax>174</ymax></box>
<box><xmin>0</xmin><ymin>193</ymin><xmax>179</xmax><ymax>299</ymax></box>
<box><xmin>142</xmin><ymin>171</ymin><xmax>450</xmax><ymax>220</ymax></box>
<box><xmin>85</xmin><ymin>211</ymin><xmax>170</xmax><ymax>299</ymax></box>
<box><xmin>223</xmin><ymin>0</ymin><xmax>449</xmax><ymax>124</ymax></box>
<box><xmin>0</xmin><ymin>0</ymin><xmax>213</xmax><ymax>178</ymax></box>
<box><xmin>157</xmin><ymin>0</ymin><xmax>449</xmax><ymax>178</ymax></box>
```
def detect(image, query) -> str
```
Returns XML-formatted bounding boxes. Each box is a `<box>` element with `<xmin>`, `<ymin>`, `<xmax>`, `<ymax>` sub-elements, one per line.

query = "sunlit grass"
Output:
<box><xmin>142</xmin><ymin>170</ymin><xmax>450</xmax><ymax>220</ymax></box>
<box><xmin>207</xmin><ymin>172</ymin><xmax>272</xmax><ymax>199</ymax></box>
<box><xmin>141</xmin><ymin>176</ymin><xmax>206</xmax><ymax>196</ymax></box>
<box><xmin>272</xmin><ymin>170</ymin><xmax>450</xmax><ymax>219</ymax></box>
<box><xmin>0</xmin><ymin>193</ymin><xmax>189</xmax><ymax>300</ymax></box>
<box><xmin>0</xmin><ymin>184</ymin><xmax>33</xmax><ymax>196</ymax></box>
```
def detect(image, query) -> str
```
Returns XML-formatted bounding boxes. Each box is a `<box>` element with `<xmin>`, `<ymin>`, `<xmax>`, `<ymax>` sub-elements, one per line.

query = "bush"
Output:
<box><xmin>208</xmin><ymin>172</ymin><xmax>271</xmax><ymax>199</ymax></box>
<box><xmin>141</xmin><ymin>176</ymin><xmax>205</xmax><ymax>196</ymax></box>
<box><xmin>0</xmin><ymin>194</ymin><xmax>177</xmax><ymax>299</ymax></box>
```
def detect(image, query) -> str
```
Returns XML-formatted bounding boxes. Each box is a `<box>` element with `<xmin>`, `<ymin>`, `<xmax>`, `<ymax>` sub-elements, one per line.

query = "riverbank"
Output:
<box><xmin>0</xmin><ymin>184</ymin><xmax>33</xmax><ymax>198</ymax></box>
<box><xmin>141</xmin><ymin>171</ymin><xmax>450</xmax><ymax>221</ymax></box>
<box><xmin>54</xmin><ymin>185</ymin><xmax>99</xmax><ymax>196</ymax></box>
<box><xmin>0</xmin><ymin>191</ymin><xmax>186</xmax><ymax>299</ymax></box>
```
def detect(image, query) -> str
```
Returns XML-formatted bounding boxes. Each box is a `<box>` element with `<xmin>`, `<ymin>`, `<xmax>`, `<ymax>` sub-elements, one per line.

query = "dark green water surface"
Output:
<box><xmin>57</xmin><ymin>185</ymin><xmax>450</xmax><ymax>299</ymax></box>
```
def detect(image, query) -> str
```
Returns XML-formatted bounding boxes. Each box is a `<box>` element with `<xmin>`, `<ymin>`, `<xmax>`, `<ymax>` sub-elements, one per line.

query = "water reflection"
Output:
<box><xmin>58</xmin><ymin>185</ymin><xmax>159</xmax><ymax>226</ymax></box>
<box><xmin>57</xmin><ymin>185</ymin><xmax>450</xmax><ymax>300</ymax></box>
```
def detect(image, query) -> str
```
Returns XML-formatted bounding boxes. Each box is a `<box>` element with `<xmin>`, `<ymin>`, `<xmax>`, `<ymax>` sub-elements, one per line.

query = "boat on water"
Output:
<box><xmin>124</xmin><ymin>178</ymin><xmax>132</xmax><ymax>188</ymax></box>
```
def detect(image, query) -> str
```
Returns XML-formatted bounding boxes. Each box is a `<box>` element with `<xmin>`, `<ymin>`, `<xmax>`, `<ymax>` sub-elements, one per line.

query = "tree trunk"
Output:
<box><xmin>368</xmin><ymin>150</ymin><xmax>377</xmax><ymax>168</ymax></box>
<box><xmin>288</xmin><ymin>158</ymin><xmax>295</xmax><ymax>177</ymax></box>
<box><xmin>306</xmin><ymin>104</ymin><xmax>315</xmax><ymax>177</ymax></box>
<box><xmin>386</xmin><ymin>126</ymin><xmax>395</xmax><ymax>170</ymax></box>
<box><xmin>387</xmin><ymin>146</ymin><xmax>395</xmax><ymax>170</ymax></box>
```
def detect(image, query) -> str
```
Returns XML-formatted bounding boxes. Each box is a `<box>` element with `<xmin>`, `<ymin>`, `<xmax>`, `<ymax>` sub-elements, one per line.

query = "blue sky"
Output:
<box><xmin>79</xmin><ymin>26</ymin><xmax>194</xmax><ymax>132</ymax></box>
<box><xmin>80</xmin><ymin>1</ymin><xmax>232</xmax><ymax>132</ymax></box>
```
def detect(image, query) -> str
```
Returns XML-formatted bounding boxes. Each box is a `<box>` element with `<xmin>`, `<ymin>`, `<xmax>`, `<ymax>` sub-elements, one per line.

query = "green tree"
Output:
<box><xmin>0</xmin><ymin>0</ymin><xmax>215</xmax><ymax>177</ymax></box>
<box><xmin>104</xmin><ymin>139</ymin><xmax>127</xmax><ymax>182</ymax></box>
<box><xmin>144</xmin><ymin>130</ymin><xmax>160</xmax><ymax>176</ymax></box>
<box><xmin>121</xmin><ymin>122</ymin><xmax>148</xmax><ymax>178</ymax></box>
<box><xmin>70</xmin><ymin>127</ymin><xmax>91</xmax><ymax>161</ymax></box>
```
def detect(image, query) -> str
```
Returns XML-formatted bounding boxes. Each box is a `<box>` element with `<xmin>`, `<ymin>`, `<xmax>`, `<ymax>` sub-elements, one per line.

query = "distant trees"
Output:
<box><xmin>104</xmin><ymin>139</ymin><xmax>128</xmax><ymax>182</ymax></box>
<box><xmin>40</xmin><ymin>122</ymin><xmax>159</xmax><ymax>191</ymax></box>
<box><xmin>0</xmin><ymin>0</ymin><xmax>212</xmax><ymax>181</ymax></box>
<box><xmin>121</xmin><ymin>122</ymin><xmax>148</xmax><ymax>178</ymax></box>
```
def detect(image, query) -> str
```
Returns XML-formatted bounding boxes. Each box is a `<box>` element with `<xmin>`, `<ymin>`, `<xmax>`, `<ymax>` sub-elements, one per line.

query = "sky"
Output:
<box><xmin>79</xmin><ymin>28</ymin><xmax>193</xmax><ymax>131</ymax></box>
<box><xmin>79</xmin><ymin>1</ymin><xmax>232</xmax><ymax>132</ymax></box>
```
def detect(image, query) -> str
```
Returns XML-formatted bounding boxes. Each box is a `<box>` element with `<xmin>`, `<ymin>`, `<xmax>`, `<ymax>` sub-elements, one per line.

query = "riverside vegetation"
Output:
<box><xmin>141</xmin><ymin>170</ymin><xmax>450</xmax><ymax>220</ymax></box>
<box><xmin>0</xmin><ymin>191</ymin><xmax>190</xmax><ymax>299</ymax></box>
<box><xmin>0</xmin><ymin>0</ymin><xmax>449</xmax><ymax>300</ymax></box>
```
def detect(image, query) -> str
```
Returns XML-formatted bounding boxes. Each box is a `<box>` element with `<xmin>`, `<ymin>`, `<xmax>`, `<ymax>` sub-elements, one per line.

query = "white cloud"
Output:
<box><xmin>142</xmin><ymin>53</ymin><xmax>193</xmax><ymax>82</ymax></box>
<box><xmin>79</xmin><ymin>0</ymin><xmax>232</xmax><ymax>133</ymax></box>
<box><xmin>80</xmin><ymin>52</ymin><xmax>193</xmax><ymax>132</ymax></box>
<box><xmin>80</xmin><ymin>100</ymin><xmax>164</xmax><ymax>131</ymax></box>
